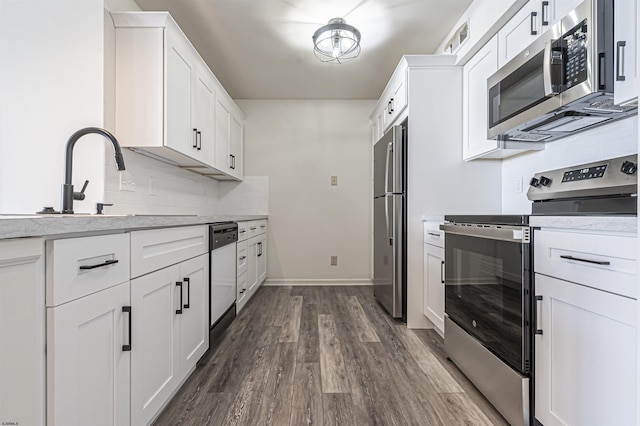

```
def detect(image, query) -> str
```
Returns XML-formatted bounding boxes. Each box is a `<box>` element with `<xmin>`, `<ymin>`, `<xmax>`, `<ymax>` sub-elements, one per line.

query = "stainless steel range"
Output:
<box><xmin>441</xmin><ymin>154</ymin><xmax>637</xmax><ymax>426</ymax></box>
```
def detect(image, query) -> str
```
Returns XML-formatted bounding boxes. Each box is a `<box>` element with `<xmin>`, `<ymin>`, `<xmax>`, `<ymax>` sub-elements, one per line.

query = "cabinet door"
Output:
<box><xmin>614</xmin><ymin>0</ymin><xmax>638</xmax><ymax>105</ymax></box>
<box><xmin>214</xmin><ymin>93</ymin><xmax>232</xmax><ymax>174</ymax></box>
<box><xmin>0</xmin><ymin>239</ymin><xmax>44</xmax><ymax>426</ymax></box>
<box><xmin>535</xmin><ymin>274</ymin><xmax>637</xmax><ymax>426</ymax></box>
<box><xmin>497</xmin><ymin>1</ymin><xmax>541</xmax><ymax>68</ymax></box>
<box><xmin>47</xmin><ymin>282</ymin><xmax>130</xmax><ymax>426</ymax></box>
<box><xmin>236</xmin><ymin>272</ymin><xmax>248</xmax><ymax>312</ymax></box>
<box><xmin>423</xmin><ymin>244</ymin><xmax>445</xmax><ymax>334</ymax></box>
<box><xmin>131</xmin><ymin>265</ymin><xmax>180</xmax><ymax>426</ymax></box>
<box><xmin>256</xmin><ymin>233</ymin><xmax>267</xmax><ymax>285</ymax></box>
<box><xmin>229</xmin><ymin>111</ymin><xmax>243</xmax><ymax>179</ymax></box>
<box><xmin>463</xmin><ymin>35</ymin><xmax>499</xmax><ymax>160</ymax></box>
<box><xmin>194</xmin><ymin>65</ymin><xmax>216</xmax><ymax>167</ymax></box>
<box><xmin>166</xmin><ymin>27</ymin><xmax>196</xmax><ymax>159</ymax></box>
<box><xmin>177</xmin><ymin>254</ymin><xmax>209</xmax><ymax>378</ymax></box>
<box><xmin>246</xmin><ymin>237</ymin><xmax>258</xmax><ymax>295</ymax></box>
<box><xmin>543</xmin><ymin>0</ymin><xmax>582</xmax><ymax>28</ymax></box>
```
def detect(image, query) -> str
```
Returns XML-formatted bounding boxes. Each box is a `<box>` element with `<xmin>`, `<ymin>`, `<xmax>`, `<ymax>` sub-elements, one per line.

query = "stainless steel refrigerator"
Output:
<box><xmin>373</xmin><ymin>121</ymin><xmax>406</xmax><ymax>321</ymax></box>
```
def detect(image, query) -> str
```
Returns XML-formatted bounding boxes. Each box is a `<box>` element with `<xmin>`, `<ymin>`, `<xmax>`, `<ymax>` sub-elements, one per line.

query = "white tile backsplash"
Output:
<box><xmin>103</xmin><ymin>148</ymin><xmax>269</xmax><ymax>216</ymax></box>
<box><xmin>502</xmin><ymin>117</ymin><xmax>638</xmax><ymax>214</ymax></box>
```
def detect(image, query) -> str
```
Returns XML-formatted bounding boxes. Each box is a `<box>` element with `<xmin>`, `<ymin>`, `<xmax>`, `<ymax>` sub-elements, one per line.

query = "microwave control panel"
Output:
<box><xmin>563</xmin><ymin>19</ymin><xmax>588</xmax><ymax>89</ymax></box>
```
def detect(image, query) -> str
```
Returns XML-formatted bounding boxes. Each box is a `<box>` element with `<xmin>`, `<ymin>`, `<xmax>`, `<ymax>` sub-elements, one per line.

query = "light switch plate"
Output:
<box><xmin>330</xmin><ymin>256</ymin><xmax>338</xmax><ymax>266</ymax></box>
<box><xmin>331</xmin><ymin>176</ymin><xmax>338</xmax><ymax>186</ymax></box>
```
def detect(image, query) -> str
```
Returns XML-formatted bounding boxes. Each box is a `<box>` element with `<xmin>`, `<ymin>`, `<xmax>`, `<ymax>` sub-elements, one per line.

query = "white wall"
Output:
<box><xmin>237</xmin><ymin>99</ymin><xmax>375</xmax><ymax>284</ymax></box>
<box><xmin>502</xmin><ymin>117</ymin><xmax>638</xmax><ymax>214</ymax></box>
<box><xmin>0</xmin><ymin>0</ymin><xmax>106</xmax><ymax>214</ymax></box>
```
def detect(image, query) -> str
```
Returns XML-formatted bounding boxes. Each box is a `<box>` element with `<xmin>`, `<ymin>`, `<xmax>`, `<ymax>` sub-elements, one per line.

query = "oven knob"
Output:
<box><xmin>621</xmin><ymin>161</ymin><xmax>637</xmax><ymax>175</ymax></box>
<box><xmin>539</xmin><ymin>176</ymin><xmax>552</xmax><ymax>186</ymax></box>
<box><xmin>529</xmin><ymin>177</ymin><xmax>540</xmax><ymax>187</ymax></box>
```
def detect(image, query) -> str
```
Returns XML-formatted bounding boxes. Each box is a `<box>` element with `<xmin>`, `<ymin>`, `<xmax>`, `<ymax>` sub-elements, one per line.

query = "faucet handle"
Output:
<box><xmin>96</xmin><ymin>202</ymin><xmax>113</xmax><ymax>215</ymax></box>
<box><xmin>73</xmin><ymin>180</ymin><xmax>89</xmax><ymax>200</ymax></box>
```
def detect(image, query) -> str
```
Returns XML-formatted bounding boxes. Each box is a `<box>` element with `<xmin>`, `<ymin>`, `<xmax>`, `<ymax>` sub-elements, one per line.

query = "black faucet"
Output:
<box><xmin>61</xmin><ymin>127</ymin><xmax>126</xmax><ymax>214</ymax></box>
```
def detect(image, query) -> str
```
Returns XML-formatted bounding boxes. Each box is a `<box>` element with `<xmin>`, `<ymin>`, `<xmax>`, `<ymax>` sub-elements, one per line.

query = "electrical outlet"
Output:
<box><xmin>513</xmin><ymin>176</ymin><xmax>523</xmax><ymax>193</ymax></box>
<box><xmin>330</xmin><ymin>256</ymin><xmax>338</xmax><ymax>266</ymax></box>
<box><xmin>148</xmin><ymin>176</ymin><xmax>156</xmax><ymax>196</ymax></box>
<box><xmin>119</xmin><ymin>172</ymin><xmax>136</xmax><ymax>192</ymax></box>
<box><xmin>331</xmin><ymin>176</ymin><xmax>338</xmax><ymax>186</ymax></box>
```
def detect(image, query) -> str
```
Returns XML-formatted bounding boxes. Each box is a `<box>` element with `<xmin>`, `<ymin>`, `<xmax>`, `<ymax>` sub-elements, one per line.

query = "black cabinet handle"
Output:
<box><xmin>541</xmin><ymin>1</ymin><xmax>549</xmax><ymax>26</ymax></box>
<box><xmin>176</xmin><ymin>282</ymin><xmax>183</xmax><ymax>314</ymax></box>
<box><xmin>122</xmin><ymin>306</ymin><xmax>132</xmax><ymax>351</ymax></box>
<box><xmin>80</xmin><ymin>259</ymin><xmax>119</xmax><ymax>270</ymax></box>
<box><xmin>184</xmin><ymin>277</ymin><xmax>190</xmax><ymax>309</ymax></box>
<box><xmin>257</xmin><ymin>242</ymin><xmax>262</xmax><ymax>256</ymax></box>
<box><xmin>616</xmin><ymin>41</ymin><xmax>627</xmax><ymax>81</ymax></box>
<box><xmin>196</xmin><ymin>131</ymin><xmax>202</xmax><ymax>150</ymax></box>
<box><xmin>440</xmin><ymin>260</ymin><xmax>445</xmax><ymax>284</ymax></box>
<box><xmin>193</xmin><ymin>128</ymin><xmax>198</xmax><ymax>148</ymax></box>
<box><xmin>239</xmin><ymin>289</ymin><xmax>246</xmax><ymax>294</ymax></box>
<box><xmin>239</xmin><ymin>230</ymin><xmax>246</xmax><ymax>234</ymax></box>
<box><xmin>535</xmin><ymin>295</ymin><xmax>543</xmax><ymax>335</ymax></box>
<box><xmin>559</xmin><ymin>255</ymin><xmax>611</xmax><ymax>265</ymax></box>
<box><xmin>427</xmin><ymin>232</ymin><xmax>440</xmax><ymax>238</ymax></box>
<box><xmin>239</xmin><ymin>255</ymin><xmax>247</xmax><ymax>260</ymax></box>
<box><xmin>530</xmin><ymin>11</ymin><xmax>538</xmax><ymax>36</ymax></box>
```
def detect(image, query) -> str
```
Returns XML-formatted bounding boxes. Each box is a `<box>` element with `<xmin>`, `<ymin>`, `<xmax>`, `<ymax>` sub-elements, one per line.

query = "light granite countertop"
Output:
<box><xmin>529</xmin><ymin>215</ymin><xmax>637</xmax><ymax>233</ymax></box>
<box><xmin>0</xmin><ymin>214</ymin><xmax>268</xmax><ymax>240</ymax></box>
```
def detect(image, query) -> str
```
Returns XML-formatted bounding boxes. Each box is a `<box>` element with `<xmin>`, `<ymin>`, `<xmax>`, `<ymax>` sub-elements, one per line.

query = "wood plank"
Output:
<box><xmin>322</xmin><ymin>393</ymin><xmax>356</xmax><ymax>426</ymax></box>
<box><xmin>289</xmin><ymin>363</ymin><xmax>324</xmax><ymax>426</ymax></box>
<box><xmin>256</xmin><ymin>342</ymin><xmax>297</xmax><ymax>425</ymax></box>
<box><xmin>266</xmin><ymin>286</ymin><xmax>292</xmax><ymax>326</ymax></box>
<box><xmin>296</xmin><ymin>302</ymin><xmax>320</xmax><ymax>363</ymax></box>
<box><xmin>344</xmin><ymin>295</ymin><xmax>380</xmax><ymax>342</ymax></box>
<box><xmin>437</xmin><ymin>392</ymin><xmax>498</xmax><ymax>426</ymax></box>
<box><xmin>317</xmin><ymin>314</ymin><xmax>350</xmax><ymax>393</ymax></box>
<box><xmin>393</xmin><ymin>324</ymin><xmax>463</xmax><ymax>393</ymax></box>
<box><xmin>279</xmin><ymin>296</ymin><xmax>303</xmax><ymax>342</ymax></box>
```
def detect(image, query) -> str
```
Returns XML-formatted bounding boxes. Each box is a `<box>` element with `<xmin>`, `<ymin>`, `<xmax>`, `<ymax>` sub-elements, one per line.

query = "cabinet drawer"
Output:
<box><xmin>131</xmin><ymin>226</ymin><xmax>208</xmax><ymax>278</ymax></box>
<box><xmin>237</xmin><ymin>221</ymin><xmax>248</xmax><ymax>242</ymax></box>
<box><xmin>46</xmin><ymin>233</ymin><xmax>130</xmax><ymax>307</ymax></box>
<box><xmin>534</xmin><ymin>229</ymin><xmax>637</xmax><ymax>299</ymax></box>
<box><xmin>237</xmin><ymin>239</ymin><xmax>248</xmax><ymax>276</ymax></box>
<box><xmin>247</xmin><ymin>219</ymin><xmax>267</xmax><ymax>238</ymax></box>
<box><xmin>424</xmin><ymin>221</ymin><xmax>444</xmax><ymax>248</ymax></box>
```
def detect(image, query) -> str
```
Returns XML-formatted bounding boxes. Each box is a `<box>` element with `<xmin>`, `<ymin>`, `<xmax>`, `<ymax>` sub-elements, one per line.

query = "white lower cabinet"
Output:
<box><xmin>131</xmin><ymin>253</ymin><xmax>208</xmax><ymax>426</ymax></box>
<box><xmin>534</xmin><ymin>274</ymin><xmax>637</xmax><ymax>426</ymax></box>
<box><xmin>0</xmin><ymin>238</ymin><xmax>45</xmax><ymax>426</ymax></box>
<box><xmin>423</xmin><ymin>222</ymin><xmax>445</xmax><ymax>335</ymax></box>
<box><xmin>236</xmin><ymin>220</ymin><xmax>267</xmax><ymax>313</ymax></box>
<box><xmin>47</xmin><ymin>281</ymin><xmax>131</xmax><ymax>426</ymax></box>
<box><xmin>533</xmin><ymin>228</ymin><xmax>637</xmax><ymax>426</ymax></box>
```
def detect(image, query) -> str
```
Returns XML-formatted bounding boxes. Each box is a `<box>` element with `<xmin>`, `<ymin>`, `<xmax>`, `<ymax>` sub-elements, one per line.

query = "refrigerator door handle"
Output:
<box><xmin>385</xmin><ymin>141</ymin><xmax>393</xmax><ymax>194</ymax></box>
<box><xmin>385</xmin><ymin>195</ymin><xmax>393</xmax><ymax>246</ymax></box>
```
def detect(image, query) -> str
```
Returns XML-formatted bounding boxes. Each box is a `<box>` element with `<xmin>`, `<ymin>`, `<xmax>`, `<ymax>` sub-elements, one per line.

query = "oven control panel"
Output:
<box><xmin>526</xmin><ymin>154</ymin><xmax>637</xmax><ymax>202</ymax></box>
<box><xmin>561</xmin><ymin>165</ymin><xmax>607</xmax><ymax>182</ymax></box>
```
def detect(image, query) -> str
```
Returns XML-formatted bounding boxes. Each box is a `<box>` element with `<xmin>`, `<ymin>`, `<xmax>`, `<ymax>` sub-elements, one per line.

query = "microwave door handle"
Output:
<box><xmin>543</xmin><ymin>40</ymin><xmax>562</xmax><ymax>96</ymax></box>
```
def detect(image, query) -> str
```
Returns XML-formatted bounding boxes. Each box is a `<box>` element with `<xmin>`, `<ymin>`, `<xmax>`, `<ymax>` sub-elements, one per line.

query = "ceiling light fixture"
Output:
<box><xmin>312</xmin><ymin>18</ymin><xmax>361</xmax><ymax>64</ymax></box>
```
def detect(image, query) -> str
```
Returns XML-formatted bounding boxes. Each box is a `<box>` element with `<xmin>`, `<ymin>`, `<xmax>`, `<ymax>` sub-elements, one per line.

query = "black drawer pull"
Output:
<box><xmin>122</xmin><ymin>306</ymin><xmax>132</xmax><ymax>351</ymax></box>
<box><xmin>427</xmin><ymin>232</ymin><xmax>440</xmax><ymax>238</ymax></box>
<box><xmin>239</xmin><ymin>256</ymin><xmax>247</xmax><ymax>260</ymax></box>
<box><xmin>239</xmin><ymin>289</ymin><xmax>246</xmax><ymax>294</ymax></box>
<box><xmin>559</xmin><ymin>255</ymin><xmax>610</xmax><ymax>265</ymax></box>
<box><xmin>176</xmin><ymin>282</ymin><xmax>183</xmax><ymax>314</ymax></box>
<box><xmin>80</xmin><ymin>259</ymin><xmax>119</xmax><ymax>270</ymax></box>
<box><xmin>184</xmin><ymin>277</ymin><xmax>190</xmax><ymax>309</ymax></box>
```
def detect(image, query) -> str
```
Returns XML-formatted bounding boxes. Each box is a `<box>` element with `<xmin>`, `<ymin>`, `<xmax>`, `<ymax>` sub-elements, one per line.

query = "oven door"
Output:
<box><xmin>442</xmin><ymin>224</ymin><xmax>532</xmax><ymax>374</ymax></box>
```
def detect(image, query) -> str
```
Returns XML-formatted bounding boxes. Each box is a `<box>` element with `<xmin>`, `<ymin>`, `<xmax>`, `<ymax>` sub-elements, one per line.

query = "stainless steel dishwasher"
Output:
<box><xmin>208</xmin><ymin>222</ymin><xmax>238</xmax><ymax>352</ymax></box>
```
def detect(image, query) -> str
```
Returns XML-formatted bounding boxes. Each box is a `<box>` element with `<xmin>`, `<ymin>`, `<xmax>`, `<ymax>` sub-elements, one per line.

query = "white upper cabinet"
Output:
<box><xmin>613</xmin><ymin>0</ymin><xmax>638</xmax><ymax>106</ymax></box>
<box><xmin>213</xmin><ymin>92</ymin><xmax>244</xmax><ymax>180</ymax></box>
<box><xmin>498</xmin><ymin>1</ymin><xmax>542</xmax><ymax>67</ymax></box>
<box><xmin>463</xmin><ymin>36</ymin><xmax>500</xmax><ymax>160</ymax></box>
<box><xmin>373</xmin><ymin>59</ymin><xmax>409</xmax><ymax>135</ymax></box>
<box><xmin>498</xmin><ymin>0</ymin><xmax>582</xmax><ymax>68</ymax></box>
<box><xmin>113</xmin><ymin>12</ymin><xmax>243</xmax><ymax>181</ymax></box>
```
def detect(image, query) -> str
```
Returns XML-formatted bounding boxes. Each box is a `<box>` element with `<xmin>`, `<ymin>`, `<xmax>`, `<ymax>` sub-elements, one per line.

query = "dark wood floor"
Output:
<box><xmin>154</xmin><ymin>286</ymin><xmax>509</xmax><ymax>426</ymax></box>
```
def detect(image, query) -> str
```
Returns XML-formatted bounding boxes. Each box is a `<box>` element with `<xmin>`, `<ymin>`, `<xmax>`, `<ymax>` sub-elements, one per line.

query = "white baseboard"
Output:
<box><xmin>263</xmin><ymin>278</ymin><xmax>372</xmax><ymax>287</ymax></box>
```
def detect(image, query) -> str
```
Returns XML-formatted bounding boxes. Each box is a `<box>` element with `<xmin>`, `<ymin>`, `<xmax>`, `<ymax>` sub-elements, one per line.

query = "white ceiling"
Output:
<box><xmin>133</xmin><ymin>0</ymin><xmax>473</xmax><ymax>100</ymax></box>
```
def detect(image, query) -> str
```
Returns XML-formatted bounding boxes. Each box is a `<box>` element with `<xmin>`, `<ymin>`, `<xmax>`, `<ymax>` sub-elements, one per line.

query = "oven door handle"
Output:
<box><xmin>440</xmin><ymin>223</ymin><xmax>530</xmax><ymax>243</ymax></box>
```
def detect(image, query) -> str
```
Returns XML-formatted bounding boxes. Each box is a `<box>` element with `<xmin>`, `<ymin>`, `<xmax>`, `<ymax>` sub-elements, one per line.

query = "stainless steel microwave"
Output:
<box><xmin>487</xmin><ymin>0</ymin><xmax>636</xmax><ymax>143</ymax></box>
